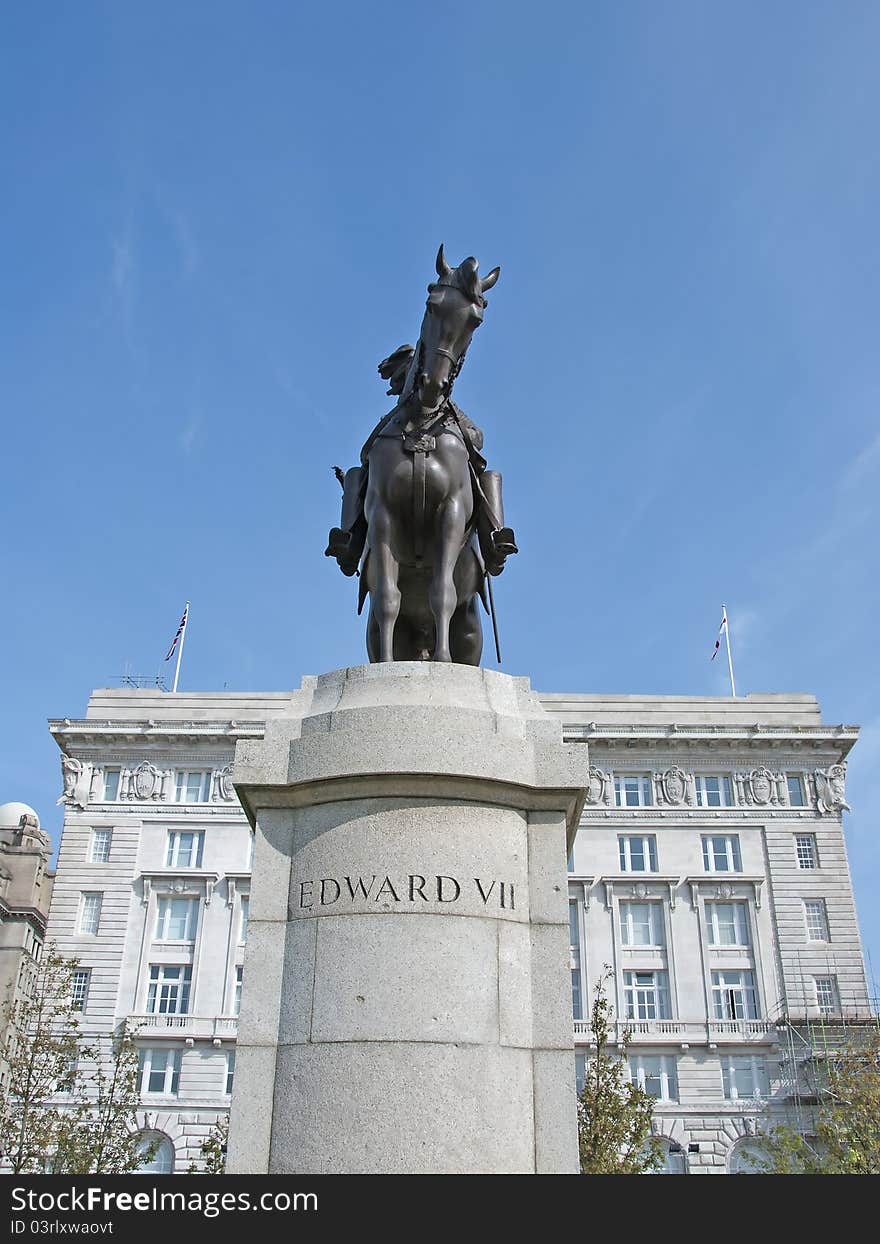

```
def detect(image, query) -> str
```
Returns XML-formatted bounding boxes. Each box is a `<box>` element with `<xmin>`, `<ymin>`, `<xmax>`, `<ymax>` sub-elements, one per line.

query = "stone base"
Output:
<box><xmin>226</xmin><ymin>663</ymin><xmax>587</xmax><ymax>1174</ymax></box>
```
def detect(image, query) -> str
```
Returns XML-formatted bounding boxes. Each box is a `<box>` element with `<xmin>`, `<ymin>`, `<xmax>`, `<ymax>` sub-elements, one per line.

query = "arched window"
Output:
<box><xmin>728</xmin><ymin>1138</ymin><xmax>769</xmax><ymax>1174</ymax></box>
<box><xmin>135</xmin><ymin>1131</ymin><xmax>175</xmax><ymax>1175</ymax></box>
<box><xmin>646</xmin><ymin>1137</ymin><xmax>688</xmax><ymax>1174</ymax></box>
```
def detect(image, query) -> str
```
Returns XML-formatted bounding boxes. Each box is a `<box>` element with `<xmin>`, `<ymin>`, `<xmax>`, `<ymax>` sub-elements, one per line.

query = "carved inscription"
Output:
<box><xmin>296</xmin><ymin>874</ymin><xmax>515</xmax><ymax>911</ymax></box>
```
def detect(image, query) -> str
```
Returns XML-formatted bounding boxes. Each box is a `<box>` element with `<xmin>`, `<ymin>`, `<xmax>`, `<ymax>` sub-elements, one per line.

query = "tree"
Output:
<box><xmin>0</xmin><ymin>945</ymin><xmax>153</xmax><ymax>1174</ymax></box>
<box><xmin>577</xmin><ymin>968</ymin><xmax>663</xmax><ymax>1174</ymax></box>
<box><xmin>753</xmin><ymin>1030</ymin><xmax>880</xmax><ymax>1174</ymax></box>
<box><xmin>56</xmin><ymin>1024</ymin><xmax>154</xmax><ymax>1174</ymax></box>
<box><xmin>187</xmin><ymin>1114</ymin><xmax>229</xmax><ymax>1174</ymax></box>
<box><xmin>0</xmin><ymin>945</ymin><xmax>82</xmax><ymax>1173</ymax></box>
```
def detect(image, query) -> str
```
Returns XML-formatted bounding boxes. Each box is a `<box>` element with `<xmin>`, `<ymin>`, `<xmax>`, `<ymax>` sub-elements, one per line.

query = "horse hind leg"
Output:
<box><xmin>450</xmin><ymin>597</ymin><xmax>483</xmax><ymax>667</ymax></box>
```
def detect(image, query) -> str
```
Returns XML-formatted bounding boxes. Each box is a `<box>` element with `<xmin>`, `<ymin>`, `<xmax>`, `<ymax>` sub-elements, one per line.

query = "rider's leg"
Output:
<box><xmin>477</xmin><ymin>471</ymin><xmax>518</xmax><ymax>576</ymax></box>
<box><xmin>325</xmin><ymin>467</ymin><xmax>367</xmax><ymax>576</ymax></box>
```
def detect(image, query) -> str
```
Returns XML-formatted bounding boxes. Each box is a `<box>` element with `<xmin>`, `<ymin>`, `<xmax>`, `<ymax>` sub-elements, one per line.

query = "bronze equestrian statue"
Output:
<box><xmin>325</xmin><ymin>245</ymin><xmax>517</xmax><ymax>664</ymax></box>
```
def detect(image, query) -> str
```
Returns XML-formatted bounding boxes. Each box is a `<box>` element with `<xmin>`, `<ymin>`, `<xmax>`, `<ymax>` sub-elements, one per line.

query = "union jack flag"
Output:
<box><xmin>165</xmin><ymin>603</ymin><xmax>189</xmax><ymax>661</ymax></box>
<box><xmin>711</xmin><ymin>609</ymin><xmax>728</xmax><ymax>661</ymax></box>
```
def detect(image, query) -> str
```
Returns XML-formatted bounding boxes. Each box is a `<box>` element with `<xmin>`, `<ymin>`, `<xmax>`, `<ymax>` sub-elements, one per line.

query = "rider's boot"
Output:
<box><xmin>325</xmin><ymin>467</ymin><xmax>367</xmax><ymax>576</ymax></box>
<box><xmin>477</xmin><ymin>471</ymin><xmax>518</xmax><ymax>576</ymax></box>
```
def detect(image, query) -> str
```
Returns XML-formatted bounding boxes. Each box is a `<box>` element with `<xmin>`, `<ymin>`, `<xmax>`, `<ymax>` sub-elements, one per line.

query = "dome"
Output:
<box><xmin>0</xmin><ymin>801</ymin><xmax>41</xmax><ymax>830</ymax></box>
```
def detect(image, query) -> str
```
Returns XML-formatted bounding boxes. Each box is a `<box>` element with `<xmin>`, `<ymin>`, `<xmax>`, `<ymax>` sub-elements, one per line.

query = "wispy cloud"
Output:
<box><xmin>841</xmin><ymin>428</ymin><xmax>880</xmax><ymax>491</ymax></box>
<box><xmin>178</xmin><ymin>410</ymin><xmax>203</xmax><ymax>454</ymax></box>
<box><xmin>111</xmin><ymin>212</ymin><xmax>137</xmax><ymax>343</ymax></box>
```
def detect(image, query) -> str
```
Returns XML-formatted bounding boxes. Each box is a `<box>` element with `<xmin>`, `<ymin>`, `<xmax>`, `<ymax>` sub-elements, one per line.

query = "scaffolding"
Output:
<box><xmin>772</xmin><ymin>958</ymin><xmax>879</xmax><ymax>1135</ymax></box>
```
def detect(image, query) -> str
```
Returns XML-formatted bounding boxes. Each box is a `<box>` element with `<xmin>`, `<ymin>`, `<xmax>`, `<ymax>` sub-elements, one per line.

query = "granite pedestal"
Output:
<box><xmin>226</xmin><ymin>662</ymin><xmax>587</xmax><ymax>1174</ymax></box>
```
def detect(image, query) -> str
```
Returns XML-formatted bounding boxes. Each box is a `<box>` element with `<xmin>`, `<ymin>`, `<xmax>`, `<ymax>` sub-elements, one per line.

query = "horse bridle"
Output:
<box><xmin>410</xmin><ymin>339</ymin><xmax>469</xmax><ymax>417</ymax></box>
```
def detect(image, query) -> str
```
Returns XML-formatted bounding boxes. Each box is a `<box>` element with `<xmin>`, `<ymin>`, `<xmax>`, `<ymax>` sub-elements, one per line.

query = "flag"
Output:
<box><xmin>165</xmin><ymin>604</ymin><xmax>189</xmax><ymax>661</ymax></box>
<box><xmin>711</xmin><ymin>609</ymin><xmax>728</xmax><ymax>661</ymax></box>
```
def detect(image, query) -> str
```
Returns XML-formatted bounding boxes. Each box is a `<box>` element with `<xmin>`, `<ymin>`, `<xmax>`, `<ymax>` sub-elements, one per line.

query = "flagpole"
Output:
<box><xmin>721</xmin><ymin>604</ymin><xmax>736</xmax><ymax>701</ymax></box>
<box><xmin>172</xmin><ymin>602</ymin><xmax>189</xmax><ymax>693</ymax></box>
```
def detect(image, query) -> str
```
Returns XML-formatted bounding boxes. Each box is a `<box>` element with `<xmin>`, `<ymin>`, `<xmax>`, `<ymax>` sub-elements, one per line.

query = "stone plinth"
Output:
<box><xmin>226</xmin><ymin>663</ymin><xmax>586</xmax><ymax>1174</ymax></box>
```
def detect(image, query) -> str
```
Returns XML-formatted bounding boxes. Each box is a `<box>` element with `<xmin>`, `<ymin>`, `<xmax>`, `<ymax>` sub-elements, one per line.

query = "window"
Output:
<box><xmin>623</xmin><ymin>970</ymin><xmax>670</xmax><ymax>1020</ymax></box>
<box><xmin>694</xmin><ymin>775</ymin><xmax>733</xmax><ymax>807</ymax></box>
<box><xmin>135</xmin><ymin>1132</ymin><xmax>174</xmax><ymax>1175</ymax></box>
<box><xmin>174</xmin><ymin>771</ymin><xmax>212</xmax><ymax>803</ymax></box>
<box><xmin>815</xmin><ymin>977</ymin><xmax>838</xmax><ymax>1015</ymax></box>
<box><xmin>796</xmin><ymin>834</ymin><xmax>818</xmax><ymax>870</ymax></box>
<box><xmin>138</xmin><ymin>1049</ymin><xmax>181</xmax><ymax>1096</ymax></box>
<box><xmin>569</xmin><ymin>901</ymin><xmax>583</xmax><ymax>1020</ymax></box>
<box><xmin>70</xmin><ymin>970</ymin><xmax>91</xmax><ymax>1012</ymax></box>
<box><xmin>722</xmin><ymin>1055</ymin><xmax>768</xmax><ymax>1101</ymax></box>
<box><xmin>239</xmin><ymin>896</ymin><xmax>249</xmax><ymax>944</ymax></box>
<box><xmin>705</xmin><ymin>901</ymin><xmax>750</xmax><ymax>947</ymax></box>
<box><xmin>620</xmin><ymin>901</ymin><xmax>665</xmax><ymax>947</ymax></box>
<box><xmin>90</xmin><ymin>829</ymin><xmax>112</xmax><ymax>863</ymax></box>
<box><xmin>702</xmin><ymin>835</ymin><xmax>742</xmax><ymax>873</ymax></box>
<box><xmin>233</xmin><ymin>965</ymin><xmax>243</xmax><ymax>1017</ymax></box>
<box><xmin>225</xmin><ymin>1050</ymin><xmax>236</xmax><ymax>1096</ymax></box>
<box><xmin>165</xmin><ymin>831</ymin><xmax>204</xmax><ymax>869</ymax></box>
<box><xmin>711</xmin><ymin>970</ymin><xmax>758</xmax><ymax>1019</ymax></box>
<box><xmin>629</xmin><ymin>1054</ymin><xmax>678</xmax><ymax>1101</ymax></box>
<box><xmin>575</xmin><ymin>1051</ymin><xmax>586</xmax><ymax>1096</ymax></box>
<box><xmin>155</xmin><ymin>896</ymin><xmax>199</xmax><ymax>942</ymax></box>
<box><xmin>102</xmin><ymin>769</ymin><xmax>120</xmax><ymax>801</ymax></box>
<box><xmin>78</xmin><ymin>892</ymin><xmax>102</xmax><ymax>936</ymax></box>
<box><xmin>618</xmin><ymin>835</ymin><xmax>658</xmax><ymax>872</ymax></box>
<box><xmin>614</xmin><ymin>776</ymin><xmax>653</xmax><ymax>807</ymax></box>
<box><xmin>804</xmin><ymin>899</ymin><xmax>830</xmax><ymax>942</ymax></box>
<box><xmin>786</xmin><ymin>774</ymin><xmax>805</xmax><ymax>807</ymax></box>
<box><xmin>58</xmin><ymin>1055</ymin><xmax>78</xmax><ymax>1093</ymax></box>
<box><xmin>146</xmin><ymin>965</ymin><xmax>192</xmax><ymax>1015</ymax></box>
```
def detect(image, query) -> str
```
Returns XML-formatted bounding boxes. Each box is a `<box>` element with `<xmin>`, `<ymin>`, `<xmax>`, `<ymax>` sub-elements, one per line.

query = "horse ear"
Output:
<box><xmin>436</xmin><ymin>244</ymin><xmax>451</xmax><ymax>278</ymax></box>
<box><xmin>480</xmin><ymin>266</ymin><xmax>500</xmax><ymax>293</ymax></box>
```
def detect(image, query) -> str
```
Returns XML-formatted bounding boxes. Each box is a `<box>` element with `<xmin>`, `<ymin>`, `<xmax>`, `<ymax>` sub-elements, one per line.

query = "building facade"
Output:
<box><xmin>0</xmin><ymin>801</ymin><xmax>55</xmax><ymax>1093</ymax></box>
<box><xmin>45</xmin><ymin>686</ymin><xmax>871</xmax><ymax>1173</ymax></box>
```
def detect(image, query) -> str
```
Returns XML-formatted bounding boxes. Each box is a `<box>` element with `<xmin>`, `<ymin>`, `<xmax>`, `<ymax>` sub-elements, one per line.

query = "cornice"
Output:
<box><xmin>565</xmin><ymin>723</ymin><xmax>857</xmax><ymax>756</ymax></box>
<box><xmin>49</xmin><ymin>719</ymin><xmax>265</xmax><ymax>746</ymax></box>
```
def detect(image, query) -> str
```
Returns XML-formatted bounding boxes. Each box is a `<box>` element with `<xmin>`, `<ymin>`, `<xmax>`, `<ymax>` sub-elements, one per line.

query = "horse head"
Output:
<box><xmin>407</xmin><ymin>244</ymin><xmax>500</xmax><ymax>414</ymax></box>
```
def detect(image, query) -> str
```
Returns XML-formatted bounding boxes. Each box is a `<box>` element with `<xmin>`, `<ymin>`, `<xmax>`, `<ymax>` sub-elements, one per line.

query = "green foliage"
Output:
<box><xmin>577</xmin><ymin>968</ymin><xmax>663</xmax><ymax>1174</ymax></box>
<box><xmin>187</xmin><ymin>1114</ymin><xmax>229</xmax><ymax>1175</ymax></box>
<box><xmin>0</xmin><ymin>946</ymin><xmax>152</xmax><ymax>1174</ymax></box>
<box><xmin>754</xmin><ymin>1030</ymin><xmax>880</xmax><ymax>1174</ymax></box>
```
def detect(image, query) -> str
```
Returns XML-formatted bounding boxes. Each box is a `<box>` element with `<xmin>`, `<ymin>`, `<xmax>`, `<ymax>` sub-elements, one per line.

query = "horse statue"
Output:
<box><xmin>325</xmin><ymin>245</ymin><xmax>517</xmax><ymax>664</ymax></box>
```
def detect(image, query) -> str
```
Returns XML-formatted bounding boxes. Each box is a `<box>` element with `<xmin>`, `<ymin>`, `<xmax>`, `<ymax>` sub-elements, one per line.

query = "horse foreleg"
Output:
<box><xmin>366</xmin><ymin>607</ymin><xmax>380</xmax><ymax>663</ymax></box>
<box><xmin>371</xmin><ymin>536</ymin><xmax>401</xmax><ymax>662</ymax></box>
<box><xmin>430</xmin><ymin>502</ymin><xmax>466</xmax><ymax>663</ymax></box>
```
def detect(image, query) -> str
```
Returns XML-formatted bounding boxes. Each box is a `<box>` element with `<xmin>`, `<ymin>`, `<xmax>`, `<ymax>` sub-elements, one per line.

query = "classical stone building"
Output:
<box><xmin>45</xmin><ymin>685</ymin><xmax>871</xmax><ymax>1173</ymax></box>
<box><xmin>0</xmin><ymin>801</ymin><xmax>55</xmax><ymax>1090</ymax></box>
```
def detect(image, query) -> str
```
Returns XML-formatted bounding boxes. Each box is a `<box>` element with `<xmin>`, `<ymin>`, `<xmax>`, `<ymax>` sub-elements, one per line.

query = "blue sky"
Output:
<box><xmin>2</xmin><ymin>2</ymin><xmax>878</xmax><ymax>987</ymax></box>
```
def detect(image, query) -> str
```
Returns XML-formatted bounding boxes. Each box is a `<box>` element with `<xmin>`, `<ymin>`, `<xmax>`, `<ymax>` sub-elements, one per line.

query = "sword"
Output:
<box><xmin>486</xmin><ymin>570</ymin><xmax>502</xmax><ymax>665</ymax></box>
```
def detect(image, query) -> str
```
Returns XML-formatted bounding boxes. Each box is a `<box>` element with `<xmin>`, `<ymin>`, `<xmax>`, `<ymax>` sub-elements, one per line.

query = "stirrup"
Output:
<box><xmin>324</xmin><ymin>527</ymin><xmax>352</xmax><ymax>558</ymax></box>
<box><xmin>324</xmin><ymin>528</ymin><xmax>360</xmax><ymax>576</ymax></box>
<box><xmin>492</xmin><ymin>527</ymin><xmax>519</xmax><ymax>557</ymax></box>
